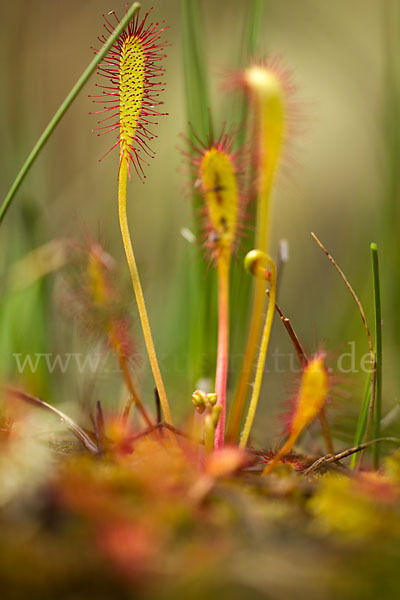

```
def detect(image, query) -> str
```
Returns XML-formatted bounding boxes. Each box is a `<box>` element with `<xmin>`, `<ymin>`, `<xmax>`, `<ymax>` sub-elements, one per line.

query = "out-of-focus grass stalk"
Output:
<box><xmin>4</xmin><ymin>239</ymin><xmax>67</xmax><ymax>292</ymax></box>
<box><xmin>371</xmin><ymin>243</ymin><xmax>382</xmax><ymax>469</ymax></box>
<box><xmin>247</xmin><ymin>0</ymin><xmax>265</xmax><ymax>57</ymax></box>
<box><xmin>0</xmin><ymin>205</ymin><xmax>53</xmax><ymax>398</ymax></box>
<box><xmin>0</xmin><ymin>6</ymin><xmax>53</xmax><ymax>397</ymax></box>
<box><xmin>181</xmin><ymin>0</ymin><xmax>216</xmax><ymax>386</ymax></box>
<box><xmin>181</xmin><ymin>0</ymin><xmax>210</xmax><ymax>141</ymax></box>
<box><xmin>229</xmin><ymin>1</ymin><xmax>265</xmax><ymax>387</ymax></box>
<box><xmin>382</xmin><ymin>2</ymin><xmax>400</xmax><ymax>387</ymax></box>
<box><xmin>234</xmin><ymin>0</ymin><xmax>265</xmax><ymax>146</ymax></box>
<box><xmin>0</xmin><ymin>2</ymin><xmax>141</xmax><ymax>224</ymax></box>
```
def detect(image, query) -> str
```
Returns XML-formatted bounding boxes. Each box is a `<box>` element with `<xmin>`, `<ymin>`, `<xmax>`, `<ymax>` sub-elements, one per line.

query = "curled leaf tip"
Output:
<box><xmin>244</xmin><ymin>249</ymin><xmax>269</xmax><ymax>279</ymax></box>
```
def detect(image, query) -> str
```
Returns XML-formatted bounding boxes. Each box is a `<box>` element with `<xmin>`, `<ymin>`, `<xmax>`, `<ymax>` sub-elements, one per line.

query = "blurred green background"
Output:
<box><xmin>0</xmin><ymin>0</ymin><xmax>399</xmax><ymax>446</ymax></box>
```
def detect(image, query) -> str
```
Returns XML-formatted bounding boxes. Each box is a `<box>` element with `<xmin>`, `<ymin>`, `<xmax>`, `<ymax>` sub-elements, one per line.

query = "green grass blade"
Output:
<box><xmin>350</xmin><ymin>244</ymin><xmax>382</xmax><ymax>469</ymax></box>
<box><xmin>181</xmin><ymin>0</ymin><xmax>210</xmax><ymax>139</ymax></box>
<box><xmin>371</xmin><ymin>243</ymin><xmax>383</xmax><ymax>468</ymax></box>
<box><xmin>350</xmin><ymin>376</ymin><xmax>371</xmax><ymax>469</ymax></box>
<box><xmin>234</xmin><ymin>0</ymin><xmax>265</xmax><ymax>148</ymax></box>
<box><xmin>247</xmin><ymin>0</ymin><xmax>265</xmax><ymax>57</ymax></box>
<box><xmin>180</xmin><ymin>0</ymin><xmax>216</xmax><ymax>386</ymax></box>
<box><xmin>0</xmin><ymin>2</ymin><xmax>141</xmax><ymax>224</ymax></box>
<box><xmin>382</xmin><ymin>2</ymin><xmax>400</xmax><ymax>375</ymax></box>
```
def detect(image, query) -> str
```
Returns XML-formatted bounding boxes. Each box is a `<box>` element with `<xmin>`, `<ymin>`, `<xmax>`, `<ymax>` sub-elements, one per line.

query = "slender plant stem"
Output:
<box><xmin>214</xmin><ymin>256</ymin><xmax>230</xmax><ymax>449</ymax></box>
<box><xmin>0</xmin><ymin>3</ymin><xmax>141</xmax><ymax>224</ymax></box>
<box><xmin>371</xmin><ymin>243</ymin><xmax>383</xmax><ymax>468</ymax></box>
<box><xmin>229</xmin><ymin>276</ymin><xmax>266</xmax><ymax>441</ymax></box>
<box><xmin>240</xmin><ymin>257</ymin><xmax>276</xmax><ymax>449</ymax></box>
<box><xmin>205</xmin><ymin>413</ymin><xmax>216</xmax><ymax>452</ymax></box>
<box><xmin>118</xmin><ymin>158</ymin><xmax>172</xmax><ymax>425</ymax></box>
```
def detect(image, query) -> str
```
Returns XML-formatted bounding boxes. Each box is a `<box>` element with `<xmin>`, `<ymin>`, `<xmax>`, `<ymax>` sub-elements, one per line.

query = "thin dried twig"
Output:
<box><xmin>303</xmin><ymin>437</ymin><xmax>400</xmax><ymax>475</ymax></box>
<box><xmin>266</xmin><ymin>288</ymin><xmax>308</xmax><ymax>367</ymax></box>
<box><xmin>311</xmin><ymin>232</ymin><xmax>373</xmax><ymax>356</ymax></box>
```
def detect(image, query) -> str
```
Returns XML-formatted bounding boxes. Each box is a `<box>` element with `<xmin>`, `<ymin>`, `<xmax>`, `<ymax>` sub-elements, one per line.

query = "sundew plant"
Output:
<box><xmin>1</xmin><ymin>2</ymin><xmax>400</xmax><ymax>598</ymax></box>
